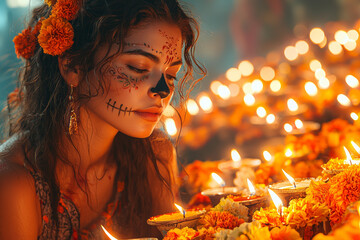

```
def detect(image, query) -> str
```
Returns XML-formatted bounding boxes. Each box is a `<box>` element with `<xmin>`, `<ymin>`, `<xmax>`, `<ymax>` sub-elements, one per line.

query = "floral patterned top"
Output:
<box><xmin>29</xmin><ymin>170</ymin><xmax>123</xmax><ymax>240</ymax></box>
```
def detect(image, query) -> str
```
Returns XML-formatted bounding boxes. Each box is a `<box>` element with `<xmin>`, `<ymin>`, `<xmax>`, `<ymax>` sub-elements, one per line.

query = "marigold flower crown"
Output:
<box><xmin>13</xmin><ymin>0</ymin><xmax>80</xmax><ymax>59</ymax></box>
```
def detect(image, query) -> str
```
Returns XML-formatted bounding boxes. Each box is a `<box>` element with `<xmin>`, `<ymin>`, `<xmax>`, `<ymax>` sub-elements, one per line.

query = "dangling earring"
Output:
<box><xmin>68</xmin><ymin>85</ymin><xmax>78</xmax><ymax>135</ymax></box>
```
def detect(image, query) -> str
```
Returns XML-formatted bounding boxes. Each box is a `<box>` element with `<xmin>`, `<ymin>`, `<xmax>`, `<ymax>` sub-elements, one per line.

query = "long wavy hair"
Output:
<box><xmin>9</xmin><ymin>0</ymin><xmax>205</xmax><ymax>237</ymax></box>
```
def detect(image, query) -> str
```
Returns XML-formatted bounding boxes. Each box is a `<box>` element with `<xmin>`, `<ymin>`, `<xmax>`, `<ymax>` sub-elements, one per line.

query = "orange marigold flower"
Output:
<box><xmin>52</xmin><ymin>0</ymin><xmax>80</xmax><ymax>21</ymax></box>
<box><xmin>13</xmin><ymin>27</ymin><xmax>37</xmax><ymax>59</ymax></box>
<box><xmin>45</xmin><ymin>0</ymin><xmax>57</xmax><ymax>6</ymax></box>
<box><xmin>200</xmin><ymin>211</ymin><xmax>244</xmax><ymax>229</ymax></box>
<box><xmin>270</xmin><ymin>225</ymin><xmax>301</xmax><ymax>240</ymax></box>
<box><xmin>38</xmin><ymin>16</ymin><xmax>74</xmax><ymax>56</ymax></box>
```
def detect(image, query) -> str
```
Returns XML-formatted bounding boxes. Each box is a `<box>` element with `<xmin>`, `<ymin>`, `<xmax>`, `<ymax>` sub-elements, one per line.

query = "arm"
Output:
<box><xmin>0</xmin><ymin>162</ymin><xmax>41</xmax><ymax>239</ymax></box>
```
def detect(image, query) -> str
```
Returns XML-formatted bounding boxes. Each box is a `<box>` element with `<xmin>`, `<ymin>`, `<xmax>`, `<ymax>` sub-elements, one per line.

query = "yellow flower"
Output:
<box><xmin>270</xmin><ymin>225</ymin><xmax>301</xmax><ymax>240</ymax></box>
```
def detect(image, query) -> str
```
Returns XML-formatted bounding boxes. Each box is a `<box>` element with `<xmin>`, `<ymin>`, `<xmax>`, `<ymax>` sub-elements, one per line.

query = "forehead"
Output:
<box><xmin>124</xmin><ymin>21</ymin><xmax>183</xmax><ymax>55</ymax></box>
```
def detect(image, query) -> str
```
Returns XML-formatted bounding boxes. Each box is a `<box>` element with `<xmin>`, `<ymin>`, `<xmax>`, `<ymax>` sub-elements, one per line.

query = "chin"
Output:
<box><xmin>118</xmin><ymin>127</ymin><xmax>155</xmax><ymax>139</ymax></box>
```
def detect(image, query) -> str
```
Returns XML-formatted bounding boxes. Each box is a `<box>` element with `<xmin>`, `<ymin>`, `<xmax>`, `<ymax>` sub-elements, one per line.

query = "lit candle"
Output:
<box><xmin>175</xmin><ymin>203</ymin><xmax>186</xmax><ymax>218</ymax></box>
<box><xmin>268</xmin><ymin>189</ymin><xmax>283</xmax><ymax>217</ymax></box>
<box><xmin>247</xmin><ymin>178</ymin><xmax>256</xmax><ymax>197</ymax></box>
<box><xmin>211</xmin><ymin>172</ymin><xmax>226</xmax><ymax>189</ymax></box>
<box><xmin>231</xmin><ymin>149</ymin><xmax>241</xmax><ymax>168</ymax></box>
<box><xmin>351</xmin><ymin>141</ymin><xmax>360</xmax><ymax>154</ymax></box>
<box><xmin>101</xmin><ymin>225</ymin><xmax>118</xmax><ymax>240</ymax></box>
<box><xmin>344</xmin><ymin>146</ymin><xmax>353</xmax><ymax>165</ymax></box>
<box><xmin>282</xmin><ymin>169</ymin><xmax>296</xmax><ymax>188</ymax></box>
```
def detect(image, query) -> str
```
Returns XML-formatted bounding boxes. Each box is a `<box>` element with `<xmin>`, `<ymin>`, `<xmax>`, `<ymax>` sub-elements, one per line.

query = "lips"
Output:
<box><xmin>134</xmin><ymin>107</ymin><xmax>163</xmax><ymax>122</ymax></box>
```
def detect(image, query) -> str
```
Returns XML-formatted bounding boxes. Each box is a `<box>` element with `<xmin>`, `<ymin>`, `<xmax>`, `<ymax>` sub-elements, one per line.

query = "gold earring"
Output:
<box><xmin>68</xmin><ymin>85</ymin><xmax>78</xmax><ymax>135</ymax></box>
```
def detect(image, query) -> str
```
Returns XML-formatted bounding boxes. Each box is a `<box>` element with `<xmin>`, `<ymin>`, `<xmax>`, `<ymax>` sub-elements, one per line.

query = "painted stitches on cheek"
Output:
<box><xmin>159</xmin><ymin>29</ymin><xmax>180</xmax><ymax>64</ymax></box>
<box><xmin>106</xmin><ymin>98</ymin><xmax>132</xmax><ymax>116</ymax></box>
<box><xmin>105</xmin><ymin>65</ymin><xmax>148</xmax><ymax>92</ymax></box>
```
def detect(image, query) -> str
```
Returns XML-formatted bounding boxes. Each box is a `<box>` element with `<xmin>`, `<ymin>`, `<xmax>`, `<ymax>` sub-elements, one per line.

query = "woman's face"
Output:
<box><xmin>83</xmin><ymin>21</ymin><xmax>182</xmax><ymax>138</ymax></box>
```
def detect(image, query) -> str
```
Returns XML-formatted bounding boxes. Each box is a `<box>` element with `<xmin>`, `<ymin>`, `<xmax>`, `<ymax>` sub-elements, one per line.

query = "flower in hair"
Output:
<box><xmin>45</xmin><ymin>0</ymin><xmax>57</xmax><ymax>6</ymax></box>
<box><xmin>13</xmin><ymin>27</ymin><xmax>37</xmax><ymax>59</ymax></box>
<box><xmin>38</xmin><ymin>16</ymin><xmax>74</xmax><ymax>56</ymax></box>
<box><xmin>52</xmin><ymin>0</ymin><xmax>80</xmax><ymax>21</ymax></box>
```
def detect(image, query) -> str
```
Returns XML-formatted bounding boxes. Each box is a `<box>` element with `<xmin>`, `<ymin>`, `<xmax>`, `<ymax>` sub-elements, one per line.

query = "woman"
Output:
<box><xmin>0</xmin><ymin>0</ymin><xmax>205</xmax><ymax>239</ymax></box>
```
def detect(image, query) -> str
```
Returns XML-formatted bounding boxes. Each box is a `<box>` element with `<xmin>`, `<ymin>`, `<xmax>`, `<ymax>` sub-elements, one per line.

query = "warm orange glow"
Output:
<box><xmin>210</xmin><ymin>81</ymin><xmax>222</xmax><ymax>95</ymax></box>
<box><xmin>348</xmin><ymin>30</ymin><xmax>359</xmax><ymax>41</ymax></box>
<box><xmin>252</xmin><ymin>79</ymin><xmax>264</xmax><ymax>93</ymax></box>
<box><xmin>282</xmin><ymin>169</ymin><xmax>296</xmax><ymax>188</ymax></box>
<box><xmin>247</xmin><ymin>179</ymin><xmax>256</xmax><ymax>195</ymax></box>
<box><xmin>238</xmin><ymin>60</ymin><xmax>254</xmax><ymax>76</ymax></box>
<box><xmin>295</xmin><ymin>40</ymin><xmax>309</xmax><ymax>54</ymax></box>
<box><xmin>285</xmin><ymin>148</ymin><xmax>293</xmax><ymax>157</ymax></box>
<box><xmin>328</xmin><ymin>41</ymin><xmax>343</xmax><ymax>55</ymax></box>
<box><xmin>318</xmin><ymin>77</ymin><xmax>330</xmax><ymax>89</ymax></box>
<box><xmin>211</xmin><ymin>172</ymin><xmax>225</xmax><ymax>187</ymax></box>
<box><xmin>242</xmin><ymin>82</ymin><xmax>253</xmax><ymax>94</ymax></box>
<box><xmin>334</xmin><ymin>30</ymin><xmax>349</xmax><ymax>45</ymax></box>
<box><xmin>218</xmin><ymin>85</ymin><xmax>231</xmax><ymax>100</ymax></box>
<box><xmin>309</xmin><ymin>59</ymin><xmax>322</xmax><ymax>72</ymax></box>
<box><xmin>229</xmin><ymin>83</ymin><xmax>240</xmax><ymax>97</ymax></box>
<box><xmin>231</xmin><ymin>149</ymin><xmax>241</xmax><ymax>163</ymax></box>
<box><xmin>314</xmin><ymin>68</ymin><xmax>326</xmax><ymax>80</ymax></box>
<box><xmin>344</xmin><ymin>40</ymin><xmax>357</xmax><ymax>51</ymax></box>
<box><xmin>284</xmin><ymin>123</ymin><xmax>293</xmax><ymax>133</ymax></box>
<box><xmin>305</xmin><ymin>81</ymin><xmax>318</xmax><ymax>96</ymax></box>
<box><xmin>310</xmin><ymin>28</ymin><xmax>325</xmax><ymax>44</ymax></box>
<box><xmin>268</xmin><ymin>189</ymin><xmax>283</xmax><ymax>215</ymax></box>
<box><xmin>344</xmin><ymin>146</ymin><xmax>353</xmax><ymax>165</ymax></box>
<box><xmin>101</xmin><ymin>225</ymin><xmax>118</xmax><ymax>240</ymax></box>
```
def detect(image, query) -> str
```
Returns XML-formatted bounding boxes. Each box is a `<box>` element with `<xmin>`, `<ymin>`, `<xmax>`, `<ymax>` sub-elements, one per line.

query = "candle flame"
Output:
<box><xmin>247</xmin><ymin>178</ymin><xmax>256</xmax><ymax>196</ymax></box>
<box><xmin>231</xmin><ymin>149</ymin><xmax>241</xmax><ymax>163</ymax></box>
<box><xmin>198</xmin><ymin>95</ymin><xmax>213</xmax><ymax>112</ymax></box>
<box><xmin>174</xmin><ymin>203</ymin><xmax>186</xmax><ymax>218</ymax></box>
<box><xmin>268</xmin><ymin>189</ymin><xmax>283</xmax><ymax>216</ymax></box>
<box><xmin>287</xmin><ymin>98</ymin><xmax>299</xmax><ymax>112</ymax></box>
<box><xmin>211</xmin><ymin>172</ymin><xmax>225</xmax><ymax>187</ymax></box>
<box><xmin>294</xmin><ymin>119</ymin><xmax>303</xmax><ymax>129</ymax></box>
<box><xmin>351</xmin><ymin>141</ymin><xmax>360</xmax><ymax>154</ymax></box>
<box><xmin>263</xmin><ymin>150</ymin><xmax>272</xmax><ymax>162</ymax></box>
<box><xmin>101</xmin><ymin>225</ymin><xmax>118</xmax><ymax>240</ymax></box>
<box><xmin>282</xmin><ymin>169</ymin><xmax>296</xmax><ymax>188</ymax></box>
<box><xmin>285</xmin><ymin>148</ymin><xmax>293</xmax><ymax>157</ymax></box>
<box><xmin>344</xmin><ymin>146</ymin><xmax>353</xmax><ymax>165</ymax></box>
<box><xmin>351</xmin><ymin>112</ymin><xmax>359</xmax><ymax>121</ymax></box>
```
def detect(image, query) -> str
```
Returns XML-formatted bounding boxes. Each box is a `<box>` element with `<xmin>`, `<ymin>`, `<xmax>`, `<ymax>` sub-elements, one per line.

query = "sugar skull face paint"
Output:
<box><xmin>82</xmin><ymin>21</ymin><xmax>182</xmax><ymax>138</ymax></box>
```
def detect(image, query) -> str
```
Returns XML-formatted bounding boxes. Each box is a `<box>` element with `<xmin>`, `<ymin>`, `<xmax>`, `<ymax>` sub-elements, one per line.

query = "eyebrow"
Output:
<box><xmin>123</xmin><ymin>49</ymin><xmax>182</xmax><ymax>66</ymax></box>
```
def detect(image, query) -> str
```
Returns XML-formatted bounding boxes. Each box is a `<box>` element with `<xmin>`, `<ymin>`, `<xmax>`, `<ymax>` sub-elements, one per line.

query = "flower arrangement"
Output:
<box><xmin>163</xmin><ymin>227</ymin><xmax>199</xmax><ymax>240</ymax></box>
<box><xmin>212</xmin><ymin>197</ymin><xmax>249</xmax><ymax>221</ymax></box>
<box><xmin>14</xmin><ymin>0</ymin><xmax>79</xmax><ymax>58</ymax></box>
<box><xmin>199</xmin><ymin>211</ymin><xmax>245</xmax><ymax>230</ymax></box>
<box><xmin>312</xmin><ymin>216</ymin><xmax>360</xmax><ymax>240</ymax></box>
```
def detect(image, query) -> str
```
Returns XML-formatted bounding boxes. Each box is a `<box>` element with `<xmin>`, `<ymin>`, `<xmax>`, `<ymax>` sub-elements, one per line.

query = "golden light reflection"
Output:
<box><xmin>309</xmin><ymin>59</ymin><xmax>322</xmax><ymax>72</ymax></box>
<box><xmin>314</xmin><ymin>68</ymin><xmax>326</xmax><ymax>80</ymax></box>
<box><xmin>329</xmin><ymin>41</ymin><xmax>343</xmax><ymax>55</ymax></box>
<box><xmin>310</xmin><ymin>28</ymin><xmax>325</xmax><ymax>44</ymax></box>
<box><xmin>282</xmin><ymin>169</ymin><xmax>296</xmax><ymax>188</ymax></box>
<box><xmin>345</xmin><ymin>75</ymin><xmax>359</xmax><ymax>88</ymax></box>
<box><xmin>218</xmin><ymin>85</ymin><xmax>231</xmax><ymax>100</ymax></box>
<box><xmin>334</xmin><ymin>30</ymin><xmax>349</xmax><ymax>45</ymax></box>
<box><xmin>295</xmin><ymin>40</ymin><xmax>309</xmax><ymax>54</ymax></box>
<box><xmin>210</xmin><ymin>81</ymin><xmax>222</xmax><ymax>95</ymax></box>
<box><xmin>344</xmin><ymin>40</ymin><xmax>357</xmax><ymax>51</ymax></box>
<box><xmin>238</xmin><ymin>60</ymin><xmax>254</xmax><ymax>76</ymax></box>
<box><xmin>101</xmin><ymin>225</ymin><xmax>118</xmax><ymax>240</ymax></box>
<box><xmin>285</xmin><ymin>148</ymin><xmax>293</xmax><ymax>157</ymax></box>
<box><xmin>348</xmin><ymin>29</ymin><xmax>359</xmax><ymax>41</ymax></box>
<box><xmin>337</xmin><ymin>94</ymin><xmax>351</xmax><ymax>106</ymax></box>
<box><xmin>318</xmin><ymin>77</ymin><xmax>330</xmax><ymax>89</ymax></box>
<box><xmin>229</xmin><ymin>83</ymin><xmax>240</xmax><ymax>97</ymax></box>
<box><xmin>211</xmin><ymin>172</ymin><xmax>225</xmax><ymax>187</ymax></box>
<box><xmin>252</xmin><ymin>79</ymin><xmax>264</xmax><ymax>93</ymax></box>
<box><xmin>268</xmin><ymin>189</ymin><xmax>284</xmax><ymax>216</ymax></box>
<box><xmin>186</xmin><ymin>99</ymin><xmax>199</xmax><ymax>115</ymax></box>
<box><xmin>242</xmin><ymin>82</ymin><xmax>253</xmax><ymax>94</ymax></box>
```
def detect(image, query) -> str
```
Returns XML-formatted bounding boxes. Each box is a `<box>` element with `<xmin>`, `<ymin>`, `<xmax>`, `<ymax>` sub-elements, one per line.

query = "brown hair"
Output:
<box><xmin>10</xmin><ymin>0</ymin><xmax>205</xmax><ymax>237</ymax></box>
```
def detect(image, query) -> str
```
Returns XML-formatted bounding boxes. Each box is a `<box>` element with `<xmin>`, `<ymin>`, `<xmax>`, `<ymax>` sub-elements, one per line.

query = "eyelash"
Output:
<box><xmin>127</xmin><ymin>65</ymin><xmax>149</xmax><ymax>74</ymax></box>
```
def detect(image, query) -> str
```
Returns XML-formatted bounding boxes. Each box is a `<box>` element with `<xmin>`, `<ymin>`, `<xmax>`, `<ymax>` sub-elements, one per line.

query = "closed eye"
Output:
<box><xmin>127</xmin><ymin>65</ymin><xmax>149</xmax><ymax>74</ymax></box>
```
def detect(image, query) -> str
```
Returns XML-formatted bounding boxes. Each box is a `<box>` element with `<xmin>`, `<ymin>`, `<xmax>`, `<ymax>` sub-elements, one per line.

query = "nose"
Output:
<box><xmin>150</xmin><ymin>74</ymin><xmax>170</xmax><ymax>99</ymax></box>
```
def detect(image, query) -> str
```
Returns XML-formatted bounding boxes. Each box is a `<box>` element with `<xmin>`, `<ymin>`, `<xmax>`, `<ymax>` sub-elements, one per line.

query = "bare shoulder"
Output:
<box><xmin>0</xmin><ymin>135</ymin><xmax>40</xmax><ymax>239</ymax></box>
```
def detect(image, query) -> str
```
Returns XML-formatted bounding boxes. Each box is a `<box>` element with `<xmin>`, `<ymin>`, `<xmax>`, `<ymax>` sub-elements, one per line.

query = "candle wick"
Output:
<box><xmin>293</xmin><ymin>182</ymin><xmax>297</xmax><ymax>189</ymax></box>
<box><xmin>182</xmin><ymin>210</ymin><xmax>186</xmax><ymax>218</ymax></box>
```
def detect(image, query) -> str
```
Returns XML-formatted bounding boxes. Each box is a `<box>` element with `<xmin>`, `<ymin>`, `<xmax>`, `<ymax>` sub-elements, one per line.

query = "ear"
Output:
<box><xmin>58</xmin><ymin>56</ymin><xmax>80</xmax><ymax>87</ymax></box>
